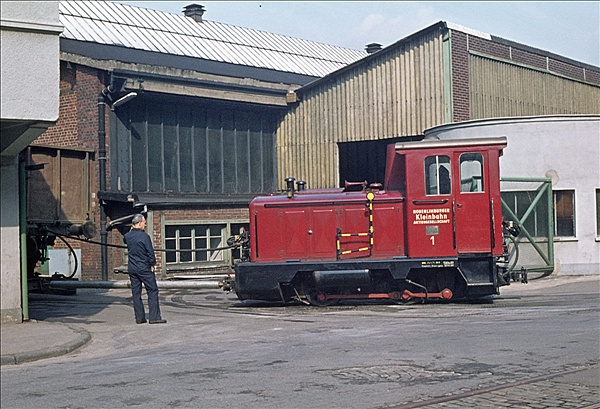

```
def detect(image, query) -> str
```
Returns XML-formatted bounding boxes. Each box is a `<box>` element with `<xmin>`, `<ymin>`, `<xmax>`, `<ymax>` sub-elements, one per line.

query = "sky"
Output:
<box><xmin>114</xmin><ymin>1</ymin><xmax>599</xmax><ymax>66</ymax></box>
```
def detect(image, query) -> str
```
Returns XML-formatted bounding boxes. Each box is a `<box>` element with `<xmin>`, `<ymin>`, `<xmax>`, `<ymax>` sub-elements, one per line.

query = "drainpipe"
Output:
<box><xmin>97</xmin><ymin>78</ymin><xmax>139</xmax><ymax>281</ymax></box>
<box><xmin>98</xmin><ymin>86</ymin><xmax>112</xmax><ymax>281</ymax></box>
<box><xmin>19</xmin><ymin>159</ymin><xmax>29</xmax><ymax>321</ymax></box>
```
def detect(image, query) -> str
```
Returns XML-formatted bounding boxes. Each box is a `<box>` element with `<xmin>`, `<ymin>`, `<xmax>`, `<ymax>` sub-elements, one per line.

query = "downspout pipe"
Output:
<box><xmin>98</xmin><ymin>84</ymin><xmax>114</xmax><ymax>281</ymax></box>
<box><xmin>98</xmin><ymin>77</ymin><xmax>139</xmax><ymax>281</ymax></box>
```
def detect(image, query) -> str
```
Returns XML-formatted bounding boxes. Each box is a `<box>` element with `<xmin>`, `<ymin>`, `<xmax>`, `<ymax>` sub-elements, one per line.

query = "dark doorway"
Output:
<box><xmin>338</xmin><ymin>136</ymin><xmax>421</xmax><ymax>188</ymax></box>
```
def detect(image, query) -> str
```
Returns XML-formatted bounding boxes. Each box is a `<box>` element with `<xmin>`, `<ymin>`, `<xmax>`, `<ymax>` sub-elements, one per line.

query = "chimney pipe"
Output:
<box><xmin>284</xmin><ymin>177</ymin><xmax>296</xmax><ymax>198</ymax></box>
<box><xmin>183</xmin><ymin>4</ymin><xmax>205</xmax><ymax>22</ymax></box>
<box><xmin>365</xmin><ymin>43</ymin><xmax>382</xmax><ymax>54</ymax></box>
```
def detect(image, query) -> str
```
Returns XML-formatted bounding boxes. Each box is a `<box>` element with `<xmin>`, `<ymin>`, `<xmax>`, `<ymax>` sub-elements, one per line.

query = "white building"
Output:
<box><xmin>1</xmin><ymin>1</ymin><xmax>62</xmax><ymax>323</ymax></box>
<box><xmin>425</xmin><ymin>115</ymin><xmax>600</xmax><ymax>276</ymax></box>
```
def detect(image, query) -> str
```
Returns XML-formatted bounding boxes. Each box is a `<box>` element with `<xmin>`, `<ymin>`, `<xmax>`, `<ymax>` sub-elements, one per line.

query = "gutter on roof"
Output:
<box><xmin>112</xmin><ymin>69</ymin><xmax>289</xmax><ymax>97</ymax></box>
<box><xmin>121</xmin><ymin>77</ymin><xmax>290</xmax><ymax>107</ymax></box>
<box><xmin>99</xmin><ymin>191</ymin><xmax>257</xmax><ymax>207</ymax></box>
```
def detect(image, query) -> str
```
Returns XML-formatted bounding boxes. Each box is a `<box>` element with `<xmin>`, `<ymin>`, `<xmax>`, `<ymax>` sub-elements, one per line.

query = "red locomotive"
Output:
<box><xmin>233</xmin><ymin>137</ymin><xmax>513</xmax><ymax>305</ymax></box>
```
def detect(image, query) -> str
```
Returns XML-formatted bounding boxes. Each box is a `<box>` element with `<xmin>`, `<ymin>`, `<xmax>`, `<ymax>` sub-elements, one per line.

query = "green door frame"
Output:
<box><xmin>500</xmin><ymin>177</ymin><xmax>554</xmax><ymax>275</ymax></box>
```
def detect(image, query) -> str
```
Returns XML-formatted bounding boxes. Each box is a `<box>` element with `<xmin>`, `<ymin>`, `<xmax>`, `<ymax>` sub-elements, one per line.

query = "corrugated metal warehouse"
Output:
<box><xmin>29</xmin><ymin>1</ymin><xmax>599</xmax><ymax>280</ymax></box>
<box><xmin>280</xmin><ymin>22</ymin><xmax>599</xmax><ymax>189</ymax></box>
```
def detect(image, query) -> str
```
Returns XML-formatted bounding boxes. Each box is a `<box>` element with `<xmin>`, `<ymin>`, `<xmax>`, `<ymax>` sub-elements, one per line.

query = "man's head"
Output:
<box><xmin>132</xmin><ymin>214</ymin><xmax>146</xmax><ymax>229</ymax></box>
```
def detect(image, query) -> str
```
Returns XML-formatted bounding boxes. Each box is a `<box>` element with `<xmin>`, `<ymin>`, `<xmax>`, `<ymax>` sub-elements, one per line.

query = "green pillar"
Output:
<box><xmin>19</xmin><ymin>160</ymin><xmax>29</xmax><ymax>321</ymax></box>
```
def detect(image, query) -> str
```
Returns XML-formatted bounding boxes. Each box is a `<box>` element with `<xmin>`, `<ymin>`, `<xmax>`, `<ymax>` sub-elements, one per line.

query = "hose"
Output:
<box><xmin>55</xmin><ymin>234</ymin><xmax>79</xmax><ymax>279</ymax></box>
<box><xmin>44</xmin><ymin>229</ymin><xmax>236</xmax><ymax>253</ymax></box>
<box><xmin>504</xmin><ymin>234</ymin><xmax>520</xmax><ymax>275</ymax></box>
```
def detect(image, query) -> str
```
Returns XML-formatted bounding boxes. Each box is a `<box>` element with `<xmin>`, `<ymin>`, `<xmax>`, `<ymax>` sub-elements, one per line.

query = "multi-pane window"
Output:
<box><xmin>425</xmin><ymin>155</ymin><xmax>451</xmax><ymax>195</ymax></box>
<box><xmin>554</xmin><ymin>190</ymin><xmax>575</xmax><ymax>237</ymax></box>
<box><xmin>502</xmin><ymin>189</ymin><xmax>577</xmax><ymax>238</ymax></box>
<box><xmin>460</xmin><ymin>153</ymin><xmax>484</xmax><ymax>193</ymax></box>
<box><xmin>165</xmin><ymin>224</ymin><xmax>225</xmax><ymax>264</ymax></box>
<box><xmin>164</xmin><ymin>222</ymin><xmax>249</xmax><ymax>267</ymax></box>
<box><xmin>113</xmin><ymin>97</ymin><xmax>279</xmax><ymax>194</ymax></box>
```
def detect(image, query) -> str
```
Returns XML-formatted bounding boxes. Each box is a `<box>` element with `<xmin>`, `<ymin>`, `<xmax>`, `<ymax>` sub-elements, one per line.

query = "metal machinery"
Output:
<box><xmin>232</xmin><ymin>137</ymin><xmax>520</xmax><ymax>306</ymax></box>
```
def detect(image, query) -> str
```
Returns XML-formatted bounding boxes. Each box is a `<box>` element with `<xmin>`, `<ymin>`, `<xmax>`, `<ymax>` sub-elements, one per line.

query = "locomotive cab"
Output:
<box><xmin>234</xmin><ymin>137</ymin><xmax>508</xmax><ymax>305</ymax></box>
<box><xmin>389</xmin><ymin>138</ymin><xmax>505</xmax><ymax>258</ymax></box>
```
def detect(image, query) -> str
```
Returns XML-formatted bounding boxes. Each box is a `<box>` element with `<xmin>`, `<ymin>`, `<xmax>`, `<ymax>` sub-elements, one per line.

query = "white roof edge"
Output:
<box><xmin>424</xmin><ymin>115</ymin><xmax>600</xmax><ymax>135</ymax></box>
<box><xmin>445</xmin><ymin>22</ymin><xmax>492</xmax><ymax>40</ymax></box>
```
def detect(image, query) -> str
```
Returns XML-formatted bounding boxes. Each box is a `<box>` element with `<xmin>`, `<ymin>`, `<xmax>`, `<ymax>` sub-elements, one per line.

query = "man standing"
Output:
<box><xmin>123</xmin><ymin>214</ymin><xmax>167</xmax><ymax>324</ymax></box>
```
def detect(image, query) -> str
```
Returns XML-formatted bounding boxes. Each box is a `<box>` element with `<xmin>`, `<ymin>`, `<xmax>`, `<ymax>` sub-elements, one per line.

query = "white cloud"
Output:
<box><xmin>350</xmin><ymin>6</ymin><xmax>442</xmax><ymax>48</ymax></box>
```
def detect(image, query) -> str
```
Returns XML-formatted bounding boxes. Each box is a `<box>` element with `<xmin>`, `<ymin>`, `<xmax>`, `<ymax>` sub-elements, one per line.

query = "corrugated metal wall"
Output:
<box><xmin>470</xmin><ymin>54</ymin><xmax>600</xmax><ymax>118</ymax></box>
<box><xmin>278</xmin><ymin>29</ymin><xmax>447</xmax><ymax>189</ymax></box>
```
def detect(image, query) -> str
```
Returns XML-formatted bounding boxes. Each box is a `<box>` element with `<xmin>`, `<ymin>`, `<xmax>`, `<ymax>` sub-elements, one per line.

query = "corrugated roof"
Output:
<box><xmin>59</xmin><ymin>1</ymin><xmax>367</xmax><ymax>78</ymax></box>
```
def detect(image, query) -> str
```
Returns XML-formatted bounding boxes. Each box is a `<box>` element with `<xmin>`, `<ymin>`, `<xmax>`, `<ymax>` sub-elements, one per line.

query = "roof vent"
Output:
<box><xmin>183</xmin><ymin>4</ymin><xmax>206</xmax><ymax>22</ymax></box>
<box><xmin>365</xmin><ymin>43</ymin><xmax>382</xmax><ymax>54</ymax></box>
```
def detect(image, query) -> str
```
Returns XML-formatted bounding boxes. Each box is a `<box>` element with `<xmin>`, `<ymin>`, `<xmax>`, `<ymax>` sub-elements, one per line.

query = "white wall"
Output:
<box><xmin>1</xmin><ymin>1</ymin><xmax>61</xmax><ymax>323</ymax></box>
<box><xmin>424</xmin><ymin>115</ymin><xmax>600</xmax><ymax>275</ymax></box>
<box><xmin>0</xmin><ymin>158</ymin><xmax>23</xmax><ymax>322</ymax></box>
<box><xmin>1</xmin><ymin>1</ymin><xmax>61</xmax><ymax>122</ymax></box>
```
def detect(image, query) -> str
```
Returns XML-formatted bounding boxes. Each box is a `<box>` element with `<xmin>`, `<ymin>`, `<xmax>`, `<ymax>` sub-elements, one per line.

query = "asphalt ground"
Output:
<box><xmin>1</xmin><ymin>274</ymin><xmax>598</xmax><ymax>366</ymax></box>
<box><xmin>1</xmin><ymin>274</ymin><xmax>598</xmax><ymax>409</ymax></box>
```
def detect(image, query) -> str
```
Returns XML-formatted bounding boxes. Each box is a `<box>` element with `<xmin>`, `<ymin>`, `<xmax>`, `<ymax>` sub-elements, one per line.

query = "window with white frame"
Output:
<box><xmin>164</xmin><ymin>222</ymin><xmax>248</xmax><ymax>268</ymax></box>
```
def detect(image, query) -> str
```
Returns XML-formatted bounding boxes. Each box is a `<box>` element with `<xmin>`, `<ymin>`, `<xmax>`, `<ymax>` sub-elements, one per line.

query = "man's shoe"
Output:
<box><xmin>149</xmin><ymin>319</ymin><xmax>167</xmax><ymax>324</ymax></box>
<box><xmin>136</xmin><ymin>319</ymin><xmax>147</xmax><ymax>324</ymax></box>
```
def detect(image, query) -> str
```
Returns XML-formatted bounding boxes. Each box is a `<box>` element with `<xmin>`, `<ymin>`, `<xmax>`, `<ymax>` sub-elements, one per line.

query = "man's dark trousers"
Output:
<box><xmin>129</xmin><ymin>270</ymin><xmax>161</xmax><ymax>322</ymax></box>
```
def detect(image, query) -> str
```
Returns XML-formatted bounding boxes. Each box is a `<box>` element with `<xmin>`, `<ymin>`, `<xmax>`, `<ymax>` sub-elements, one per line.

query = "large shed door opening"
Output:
<box><xmin>338</xmin><ymin>137</ymin><xmax>419</xmax><ymax>188</ymax></box>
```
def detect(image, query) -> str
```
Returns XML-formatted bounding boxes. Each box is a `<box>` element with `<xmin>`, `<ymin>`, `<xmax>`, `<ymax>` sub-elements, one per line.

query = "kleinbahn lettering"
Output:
<box><xmin>413</xmin><ymin>208</ymin><xmax>451</xmax><ymax>225</ymax></box>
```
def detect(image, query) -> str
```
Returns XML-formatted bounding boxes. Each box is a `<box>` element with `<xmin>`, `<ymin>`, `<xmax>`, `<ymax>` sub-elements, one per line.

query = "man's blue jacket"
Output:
<box><xmin>124</xmin><ymin>228</ymin><xmax>156</xmax><ymax>273</ymax></box>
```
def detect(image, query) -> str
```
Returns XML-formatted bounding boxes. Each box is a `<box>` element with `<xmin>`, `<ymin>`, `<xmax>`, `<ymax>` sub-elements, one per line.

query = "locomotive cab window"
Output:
<box><xmin>460</xmin><ymin>153</ymin><xmax>484</xmax><ymax>193</ymax></box>
<box><xmin>425</xmin><ymin>155</ymin><xmax>451</xmax><ymax>195</ymax></box>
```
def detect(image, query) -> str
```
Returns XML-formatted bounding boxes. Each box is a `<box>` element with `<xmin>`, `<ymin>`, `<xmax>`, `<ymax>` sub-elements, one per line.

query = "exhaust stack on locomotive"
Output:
<box><xmin>232</xmin><ymin>137</ymin><xmax>516</xmax><ymax>306</ymax></box>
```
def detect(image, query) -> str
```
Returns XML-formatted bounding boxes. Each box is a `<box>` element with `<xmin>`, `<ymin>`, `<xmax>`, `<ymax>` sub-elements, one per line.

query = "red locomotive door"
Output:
<box><xmin>406</xmin><ymin>153</ymin><xmax>456</xmax><ymax>258</ymax></box>
<box><xmin>453</xmin><ymin>151</ymin><xmax>492</xmax><ymax>253</ymax></box>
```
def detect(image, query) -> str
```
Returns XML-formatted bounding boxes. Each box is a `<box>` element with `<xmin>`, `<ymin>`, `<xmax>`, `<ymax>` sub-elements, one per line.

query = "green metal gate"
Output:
<box><xmin>500</xmin><ymin>177</ymin><xmax>555</xmax><ymax>279</ymax></box>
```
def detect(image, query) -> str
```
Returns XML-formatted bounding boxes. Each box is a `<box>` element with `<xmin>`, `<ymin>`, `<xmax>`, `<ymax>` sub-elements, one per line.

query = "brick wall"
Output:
<box><xmin>32</xmin><ymin>63</ymin><xmax>110</xmax><ymax>280</ymax></box>
<box><xmin>466</xmin><ymin>34</ymin><xmax>600</xmax><ymax>85</ymax></box>
<box><xmin>450</xmin><ymin>31</ymin><xmax>470</xmax><ymax>122</ymax></box>
<box><xmin>451</xmin><ymin>28</ymin><xmax>600</xmax><ymax>122</ymax></box>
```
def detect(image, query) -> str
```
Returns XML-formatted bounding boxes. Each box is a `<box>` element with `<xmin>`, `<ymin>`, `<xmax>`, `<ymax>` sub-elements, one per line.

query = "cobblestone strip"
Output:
<box><xmin>385</xmin><ymin>364</ymin><xmax>599</xmax><ymax>409</ymax></box>
<box><xmin>411</xmin><ymin>379</ymin><xmax>598</xmax><ymax>409</ymax></box>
